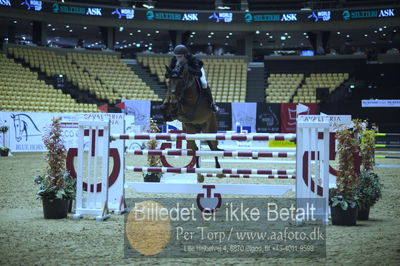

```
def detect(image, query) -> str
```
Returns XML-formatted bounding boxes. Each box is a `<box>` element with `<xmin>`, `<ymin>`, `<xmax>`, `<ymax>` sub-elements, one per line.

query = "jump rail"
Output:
<box><xmin>127</xmin><ymin>149</ymin><xmax>296</xmax><ymax>158</ymax></box>
<box><xmin>376</xmin><ymin>144</ymin><xmax>400</xmax><ymax>148</ymax></box>
<box><xmin>126</xmin><ymin>166</ymin><xmax>295</xmax><ymax>175</ymax></box>
<box><xmin>205</xmin><ymin>173</ymin><xmax>296</xmax><ymax>179</ymax></box>
<box><xmin>112</xmin><ymin>133</ymin><xmax>296</xmax><ymax>141</ymax></box>
<box><xmin>376</xmin><ymin>133</ymin><xmax>400</xmax><ymax>137</ymax></box>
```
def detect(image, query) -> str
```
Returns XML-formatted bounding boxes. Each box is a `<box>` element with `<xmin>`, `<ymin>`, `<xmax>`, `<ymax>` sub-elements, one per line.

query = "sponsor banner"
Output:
<box><xmin>216</xmin><ymin>103</ymin><xmax>232</xmax><ymax>132</ymax></box>
<box><xmin>0</xmin><ymin>112</ymin><xmax>127</xmax><ymax>152</ymax></box>
<box><xmin>269</xmin><ymin>140</ymin><xmax>296</xmax><ymax>148</ymax></box>
<box><xmin>1</xmin><ymin>112</ymin><xmax>54</xmax><ymax>152</ymax></box>
<box><xmin>299</xmin><ymin>114</ymin><xmax>352</xmax><ymax>131</ymax></box>
<box><xmin>256</xmin><ymin>103</ymin><xmax>280</xmax><ymax>133</ymax></box>
<box><xmin>361</xmin><ymin>99</ymin><xmax>400</xmax><ymax>107</ymax></box>
<box><xmin>123</xmin><ymin>100</ymin><xmax>151</xmax><ymax>126</ymax></box>
<box><xmin>232</xmin><ymin>102</ymin><xmax>257</xmax><ymax>133</ymax></box>
<box><xmin>280</xmin><ymin>103</ymin><xmax>317</xmax><ymax>133</ymax></box>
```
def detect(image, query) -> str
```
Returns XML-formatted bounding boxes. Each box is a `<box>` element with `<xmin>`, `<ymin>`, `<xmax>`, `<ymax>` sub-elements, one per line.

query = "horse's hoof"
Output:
<box><xmin>197</xmin><ymin>174</ymin><xmax>204</xmax><ymax>183</ymax></box>
<box><xmin>217</xmin><ymin>174</ymin><xmax>224</xmax><ymax>178</ymax></box>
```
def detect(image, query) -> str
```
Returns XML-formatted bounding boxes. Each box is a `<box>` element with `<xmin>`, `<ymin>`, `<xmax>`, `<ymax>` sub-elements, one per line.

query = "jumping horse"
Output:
<box><xmin>161</xmin><ymin>59</ymin><xmax>222</xmax><ymax>182</ymax></box>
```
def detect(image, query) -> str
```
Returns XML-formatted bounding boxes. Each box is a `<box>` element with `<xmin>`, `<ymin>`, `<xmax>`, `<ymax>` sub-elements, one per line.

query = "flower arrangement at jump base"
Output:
<box><xmin>34</xmin><ymin>117</ymin><xmax>76</xmax><ymax>219</ymax></box>
<box><xmin>352</xmin><ymin>125</ymin><xmax>383</xmax><ymax>220</ymax></box>
<box><xmin>329</xmin><ymin>120</ymin><xmax>383</xmax><ymax>225</ymax></box>
<box><xmin>143</xmin><ymin>119</ymin><xmax>163</xmax><ymax>182</ymax></box>
<box><xmin>329</xmin><ymin>119</ymin><xmax>363</xmax><ymax>225</ymax></box>
<box><xmin>0</xmin><ymin>125</ymin><xmax>10</xmax><ymax>157</ymax></box>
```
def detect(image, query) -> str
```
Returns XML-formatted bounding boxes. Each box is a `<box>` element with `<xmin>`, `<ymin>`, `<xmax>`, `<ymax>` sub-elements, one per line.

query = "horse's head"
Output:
<box><xmin>162</xmin><ymin>59</ymin><xmax>193</xmax><ymax>121</ymax></box>
<box><xmin>165</xmin><ymin>58</ymin><xmax>190</xmax><ymax>99</ymax></box>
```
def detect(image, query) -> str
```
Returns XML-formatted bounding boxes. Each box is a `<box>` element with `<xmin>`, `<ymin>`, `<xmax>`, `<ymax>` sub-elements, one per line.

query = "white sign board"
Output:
<box><xmin>362</xmin><ymin>99</ymin><xmax>400</xmax><ymax>107</ymax></box>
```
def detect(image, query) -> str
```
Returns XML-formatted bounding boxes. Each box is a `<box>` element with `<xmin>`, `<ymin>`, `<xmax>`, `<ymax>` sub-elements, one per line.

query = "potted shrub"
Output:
<box><xmin>352</xmin><ymin>170</ymin><xmax>383</xmax><ymax>220</ymax></box>
<box><xmin>329</xmin><ymin>120</ymin><xmax>363</xmax><ymax>226</ymax></box>
<box><xmin>143</xmin><ymin>119</ymin><xmax>163</xmax><ymax>182</ymax></box>
<box><xmin>0</xmin><ymin>125</ymin><xmax>9</xmax><ymax>157</ymax></box>
<box><xmin>34</xmin><ymin>117</ymin><xmax>76</xmax><ymax>219</ymax></box>
<box><xmin>352</xmin><ymin>125</ymin><xmax>383</xmax><ymax>220</ymax></box>
<box><xmin>0</xmin><ymin>146</ymin><xmax>10</xmax><ymax>157</ymax></box>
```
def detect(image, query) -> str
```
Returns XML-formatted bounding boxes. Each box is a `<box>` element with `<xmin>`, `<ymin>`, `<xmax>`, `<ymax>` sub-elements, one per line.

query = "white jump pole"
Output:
<box><xmin>296</xmin><ymin>116</ymin><xmax>330</xmax><ymax>224</ymax></box>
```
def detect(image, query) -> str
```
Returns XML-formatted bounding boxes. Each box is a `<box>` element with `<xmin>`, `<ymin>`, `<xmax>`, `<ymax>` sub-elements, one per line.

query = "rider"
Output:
<box><xmin>165</xmin><ymin>44</ymin><xmax>219</xmax><ymax>112</ymax></box>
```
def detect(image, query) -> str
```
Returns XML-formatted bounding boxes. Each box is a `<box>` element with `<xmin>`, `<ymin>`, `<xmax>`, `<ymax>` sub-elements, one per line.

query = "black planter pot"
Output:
<box><xmin>144</xmin><ymin>173</ymin><xmax>161</xmax><ymax>182</ymax></box>
<box><xmin>0</xmin><ymin>150</ymin><xmax>8</xmax><ymax>157</ymax></box>
<box><xmin>357</xmin><ymin>206</ymin><xmax>370</xmax><ymax>220</ymax></box>
<box><xmin>331</xmin><ymin>205</ymin><xmax>358</xmax><ymax>226</ymax></box>
<box><xmin>42</xmin><ymin>199</ymin><xmax>69</xmax><ymax>219</ymax></box>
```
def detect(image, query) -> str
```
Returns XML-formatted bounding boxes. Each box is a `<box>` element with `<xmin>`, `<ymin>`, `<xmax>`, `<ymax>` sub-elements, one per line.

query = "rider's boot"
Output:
<box><xmin>203</xmin><ymin>86</ymin><xmax>219</xmax><ymax>112</ymax></box>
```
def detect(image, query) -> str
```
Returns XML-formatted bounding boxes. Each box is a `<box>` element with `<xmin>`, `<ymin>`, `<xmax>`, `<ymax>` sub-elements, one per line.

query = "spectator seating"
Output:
<box><xmin>67</xmin><ymin>53</ymin><xmax>159</xmax><ymax>101</ymax></box>
<box><xmin>293</xmin><ymin>73</ymin><xmax>349</xmax><ymax>103</ymax></box>
<box><xmin>7</xmin><ymin>46</ymin><xmax>158</xmax><ymax>105</ymax></box>
<box><xmin>0</xmin><ymin>53</ymin><xmax>98</xmax><ymax>113</ymax></box>
<box><xmin>266</xmin><ymin>73</ymin><xmax>303</xmax><ymax>103</ymax></box>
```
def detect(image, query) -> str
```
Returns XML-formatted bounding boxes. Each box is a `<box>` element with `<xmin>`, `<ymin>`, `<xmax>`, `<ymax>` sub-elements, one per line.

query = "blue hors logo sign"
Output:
<box><xmin>10</xmin><ymin>113</ymin><xmax>41</xmax><ymax>142</ymax></box>
<box><xmin>112</xmin><ymin>8</ymin><xmax>135</xmax><ymax>19</ymax></box>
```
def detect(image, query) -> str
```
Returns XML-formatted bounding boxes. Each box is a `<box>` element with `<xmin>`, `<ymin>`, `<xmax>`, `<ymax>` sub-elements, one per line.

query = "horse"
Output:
<box><xmin>161</xmin><ymin>59</ymin><xmax>223</xmax><ymax>182</ymax></box>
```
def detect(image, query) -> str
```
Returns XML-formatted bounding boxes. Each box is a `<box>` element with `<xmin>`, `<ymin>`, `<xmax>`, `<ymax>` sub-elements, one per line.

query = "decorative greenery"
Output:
<box><xmin>0</xmin><ymin>125</ymin><xmax>9</xmax><ymax>133</ymax></box>
<box><xmin>330</xmin><ymin>119</ymin><xmax>363</xmax><ymax>210</ymax></box>
<box><xmin>0</xmin><ymin>125</ymin><xmax>9</xmax><ymax>154</ymax></box>
<box><xmin>143</xmin><ymin>119</ymin><xmax>162</xmax><ymax>182</ymax></box>
<box><xmin>329</xmin><ymin>193</ymin><xmax>358</xmax><ymax>211</ymax></box>
<box><xmin>361</xmin><ymin>126</ymin><xmax>376</xmax><ymax>171</ymax></box>
<box><xmin>0</xmin><ymin>146</ymin><xmax>10</xmax><ymax>152</ymax></box>
<box><xmin>34</xmin><ymin>117</ymin><xmax>75</xmax><ymax>200</ymax></box>
<box><xmin>335</xmin><ymin>119</ymin><xmax>363</xmax><ymax>194</ymax></box>
<box><xmin>34</xmin><ymin>171</ymin><xmax>76</xmax><ymax>200</ymax></box>
<box><xmin>352</xmin><ymin>170</ymin><xmax>383</xmax><ymax>209</ymax></box>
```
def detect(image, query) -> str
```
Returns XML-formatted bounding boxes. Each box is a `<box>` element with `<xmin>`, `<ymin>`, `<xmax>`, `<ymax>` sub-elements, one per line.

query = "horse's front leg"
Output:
<box><xmin>207</xmin><ymin>140</ymin><xmax>224</xmax><ymax>178</ymax></box>
<box><xmin>186</xmin><ymin>139</ymin><xmax>203</xmax><ymax>183</ymax></box>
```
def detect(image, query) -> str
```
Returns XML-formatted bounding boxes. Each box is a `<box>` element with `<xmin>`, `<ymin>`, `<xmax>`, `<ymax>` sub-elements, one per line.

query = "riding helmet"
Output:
<box><xmin>173</xmin><ymin>45</ymin><xmax>189</xmax><ymax>56</ymax></box>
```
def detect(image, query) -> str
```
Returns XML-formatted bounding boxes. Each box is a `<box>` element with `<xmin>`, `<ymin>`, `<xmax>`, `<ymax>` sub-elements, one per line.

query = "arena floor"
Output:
<box><xmin>0</xmin><ymin>153</ymin><xmax>399</xmax><ymax>265</ymax></box>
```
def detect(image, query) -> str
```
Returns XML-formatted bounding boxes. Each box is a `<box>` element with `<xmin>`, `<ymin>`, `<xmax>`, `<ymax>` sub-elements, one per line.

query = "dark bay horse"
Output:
<box><xmin>162</xmin><ymin>59</ymin><xmax>222</xmax><ymax>182</ymax></box>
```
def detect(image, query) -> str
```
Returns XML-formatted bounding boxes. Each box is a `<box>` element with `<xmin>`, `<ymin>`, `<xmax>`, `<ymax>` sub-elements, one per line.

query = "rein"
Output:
<box><xmin>176</xmin><ymin>76</ymin><xmax>201</xmax><ymax>121</ymax></box>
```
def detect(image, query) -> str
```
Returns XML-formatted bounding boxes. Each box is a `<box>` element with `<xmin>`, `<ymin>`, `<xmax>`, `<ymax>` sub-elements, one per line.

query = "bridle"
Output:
<box><xmin>166</xmin><ymin>61</ymin><xmax>201</xmax><ymax>120</ymax></box>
